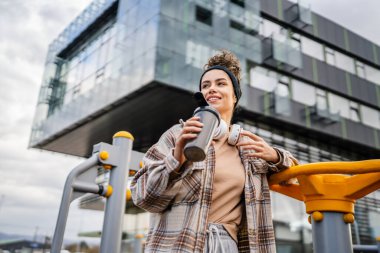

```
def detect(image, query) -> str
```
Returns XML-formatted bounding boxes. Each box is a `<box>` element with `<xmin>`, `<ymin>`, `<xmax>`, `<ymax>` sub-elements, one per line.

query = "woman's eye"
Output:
<box><xmin>218</xmin><ymin>82</ymin><xmax>226</xmax><ymax>86</ymax></box>
<box><xmin>201</xmin><ymin>83</ymin><xmax>209</xmax><ymax>89</ymax></box>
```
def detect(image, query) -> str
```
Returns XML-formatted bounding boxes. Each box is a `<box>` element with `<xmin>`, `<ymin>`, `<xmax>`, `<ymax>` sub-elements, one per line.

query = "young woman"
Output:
<box><xmin>131</xmin><ymin>50</ymin><xmax>298</xmax><ymax>253</ymax></box>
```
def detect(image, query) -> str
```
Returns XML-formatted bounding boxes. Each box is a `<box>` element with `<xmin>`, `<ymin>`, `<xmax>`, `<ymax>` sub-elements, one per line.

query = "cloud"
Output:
<box><xmin>0</xmin><ymin>0</ymin><xmax>94</xmax><ymax>240</ymax></box>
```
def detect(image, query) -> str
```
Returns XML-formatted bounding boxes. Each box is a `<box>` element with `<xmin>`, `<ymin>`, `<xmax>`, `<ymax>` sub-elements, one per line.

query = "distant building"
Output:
<box><xmin>30</xmin><ymin>0</ymin><xmax>380</xmax><ymax>250</ymax></box>
<box><xmin>0</xmin><ymin>239</ymin><xmax>48</xmax><ymax>252</ymax></box>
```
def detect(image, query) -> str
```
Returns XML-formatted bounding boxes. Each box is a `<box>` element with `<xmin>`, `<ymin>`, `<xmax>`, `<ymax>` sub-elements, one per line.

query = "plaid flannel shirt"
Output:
<box><xmin>131</xmin><ymin>124</ymin><xmax>298</xmax><ymax>253</ymax></box>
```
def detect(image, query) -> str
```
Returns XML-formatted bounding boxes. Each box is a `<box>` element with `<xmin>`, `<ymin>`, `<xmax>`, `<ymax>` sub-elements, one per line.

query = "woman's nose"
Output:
<box><xmin>209</xmin><ymin>83</ymin><xmax>218</xmax><ymax>91</ymax></box>
<box><xmin>208</xmin><ymin>86</ymin><xmax>217</xmax><ymax>94</ymax></box>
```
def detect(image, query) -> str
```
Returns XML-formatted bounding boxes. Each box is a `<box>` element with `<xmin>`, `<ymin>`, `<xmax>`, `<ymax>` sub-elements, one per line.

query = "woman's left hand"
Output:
<box><xmin>236</xmin><ymin>130</ymin><xmax>279</xmax><ymax>163</ymax></box>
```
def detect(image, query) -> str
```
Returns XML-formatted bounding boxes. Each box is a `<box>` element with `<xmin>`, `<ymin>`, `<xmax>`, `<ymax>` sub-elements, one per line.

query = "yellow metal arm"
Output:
<box><xmin>269</xmin><ymin>159</ymin><xmax>380</xmax><ymax>214</ymax></box>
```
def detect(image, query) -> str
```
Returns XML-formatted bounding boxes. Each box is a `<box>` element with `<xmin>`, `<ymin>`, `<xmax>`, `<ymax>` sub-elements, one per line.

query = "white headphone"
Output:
<box><xmin>213</xmin><ymin>119</ymin><xmax>242</xmax><ymax>146</ymax></box>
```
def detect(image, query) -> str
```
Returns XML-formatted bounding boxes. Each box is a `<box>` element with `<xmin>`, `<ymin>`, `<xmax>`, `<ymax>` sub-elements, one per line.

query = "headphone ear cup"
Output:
<box><xmin>213</xmin><ymin>119</ymin><xmax>228</xmax><ymax>140</ymax></box>
<box><xmin>228</xmin><ymin>124</ymin><xmax>242</xmax><ymax>146</ymax></box>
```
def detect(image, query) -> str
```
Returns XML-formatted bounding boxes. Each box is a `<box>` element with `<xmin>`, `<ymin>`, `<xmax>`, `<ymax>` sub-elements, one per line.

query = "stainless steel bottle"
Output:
<box><xmin>184</xmin><ymin>106</ymin><xmax>221</xmax><ymax>161</ymax></box>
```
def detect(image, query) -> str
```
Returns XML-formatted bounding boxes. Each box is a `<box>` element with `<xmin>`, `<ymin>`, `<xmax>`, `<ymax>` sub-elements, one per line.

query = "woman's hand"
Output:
<box><xmin>236</xmin><ymin>130</ymin><xmax>279</xmax><ymax>163</ymax></box>
<box><xmin>173</xmin><ymin>116</ymin><xmax>203</xmax><ymax>165</ymax></box>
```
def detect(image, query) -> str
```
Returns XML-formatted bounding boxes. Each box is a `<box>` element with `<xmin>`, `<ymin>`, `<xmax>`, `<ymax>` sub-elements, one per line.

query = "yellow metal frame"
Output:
<box><xmin>269</xmin><ymin>160</ymin><xmax>380</xmax><ymax>214</ymax></box>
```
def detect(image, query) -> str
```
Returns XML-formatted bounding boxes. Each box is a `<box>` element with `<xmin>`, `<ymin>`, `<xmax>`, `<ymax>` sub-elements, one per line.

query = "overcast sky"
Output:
<box><xmin>0</xmin><ymin>0</ymin><xmax>379</xmax><ymax>246</ymax></box>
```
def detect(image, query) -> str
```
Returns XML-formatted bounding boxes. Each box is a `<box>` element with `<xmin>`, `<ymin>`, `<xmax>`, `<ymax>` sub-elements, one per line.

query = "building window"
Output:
<box><xmin>260</xmin><ymin>18</ymin><xmax>282</xmax><ymax>37</ymax></box>
<box><xmin>186</xmin><ymin>40</ymin><xmax>216</xmax><ymax>69</ymax></box>
<box><xmin>275</xmin><ymin>81</ymin><xmax>290</xmax><ymax>97</ymax></box>
<box><xmin>230</xmin><ymin>20</ymin><xmax>256</xmax><ymax>36</ymax></box>
<box><xmin>316</xmin><ymin>89</ymin><xmax>328</xmax><ymax>111</ymax></box>
<box><xmin>59</xmin><ymin>21</ymin><xmax>116</xmax><ymax>107</ymax></box>
<box><xmin>361</xmin><ymin>105</ymin><xmax>380</xmax><ymax>129</ymax></box>
<box><xmin>249</xmin><ymin>66</ymin><xmax>277</xmax><ymax>92</ymax></box>
<box><xmin>365</xmin><ymin>64</ymin><xmax>380</xmax><ymax>85</ymax></box>
<box><xmin>292</xmin><ymin>79</ymin><xmax>316</xmax><ymax>106</ymax></box>
<box><xmin>349</xmin><ymin>101</ymin><xmax>361</xmax><ymax>122</ymax></box>
<box><xmin>72</xmin><ymin>84</ymin><xmax>81</xmax><ymax>101</ymax></box>
<box><xmin>196</xmin><ymin>6</ymin><xmax>212</xmax><ymax>26</ymax></box>
<box><xmin>328</xmin><ymin>93</ymin><xmax>349</xmax><ymax>118</ymax></box>
<box><xmin>230</xmin><ymin>20</ymin><xmax>245</xmax><ymax>32</ymax></box>
<box><xmin>355</xmin><ymin>60</ymin><xmax>366</xmax><ymax>78</ymax></box>
<box><xmin>230</xmin><ymin>0</ymin><xmax>245</xmax><ymax>8</ymax></box>
<box><xmin>95</xmin><ymin>67</ymin><xmax>105</xmax><ymax>85</ymax></box>
<box><xmin>325</xmin><ymin>47</ymin><xmax>336</xmax><ymax>65</ymax></box>
<box><xmin>289</xmin><ymin>31</ymin><xmax>301</xmax><ymax>48</ymax></box>
<box><xmin>335</xmin><ymin>51</ymin><xmax>355</xmax><ymax>74</ymax></box>
<box><xmin>274</xmin><ymin>76</ymin><xmax>291</xmax><ymax>116</ymax></box>
<box><xmin>300</xmin><ymin>35</ymin><xmax>324</xmax><ymax>61</ymax></box>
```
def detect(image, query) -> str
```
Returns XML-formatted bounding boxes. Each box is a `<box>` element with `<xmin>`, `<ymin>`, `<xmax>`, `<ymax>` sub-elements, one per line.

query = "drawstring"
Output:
<box><xmin>206</xmin><ymin>224</ymin><xmax>226</xmax><ymax>253</ymax></box>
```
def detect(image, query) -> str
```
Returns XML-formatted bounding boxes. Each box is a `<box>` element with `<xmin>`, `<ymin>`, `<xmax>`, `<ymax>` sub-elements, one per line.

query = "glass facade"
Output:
<box><xmin>250</xmin><ymin>65</ymin><xmax>380</xmax><ymax>129</ymax></box>
<box><xmin>260</xmin><ymin>19</ymin><xmax>303</xmax><ymax>69</ymax></box>
<box><xmin>47</xmin><ymin>0</ymin><xmax>118</xmax><ymax>58</ymax></box>
<box><xmin>30</xmin><ymin>0</ymin><xmax>160</xmax><ymax>146</ymax></box>
<box><xmin>154</xmin><ymin>0</ymin><xmax>262</xmax><ymax>93</ymax></box>
<box><xmin>298</xmin><ymin>1</ymin><xmax>312</xmax><ymax>25</ymax></box>
<box><xmin>272</xmin><ymin>33</ymin><xmax>303</xmax><ymax>69</ymax></box>
<box><xmin>299</xmin><ymin>32</ymin><xmax>380</xmax><ymax>85</ymax></box>
<box><xmin>61</xmin><ymin>22</ymin><xmax>117</xmax><ymax>106</ymax></box>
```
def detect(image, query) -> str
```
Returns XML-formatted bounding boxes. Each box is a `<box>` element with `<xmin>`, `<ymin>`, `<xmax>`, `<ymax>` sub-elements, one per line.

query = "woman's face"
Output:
<box><xmin>200</xmin><ymin>69</ymin><xmax>236</xmax><ymax>119</ymax></box>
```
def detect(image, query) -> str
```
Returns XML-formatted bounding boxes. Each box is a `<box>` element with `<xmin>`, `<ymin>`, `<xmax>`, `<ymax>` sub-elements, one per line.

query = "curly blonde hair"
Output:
<box><xmin>204</xmin><ymin>49</ymin><xmax>241</xmax><ymax>83</ymax></box>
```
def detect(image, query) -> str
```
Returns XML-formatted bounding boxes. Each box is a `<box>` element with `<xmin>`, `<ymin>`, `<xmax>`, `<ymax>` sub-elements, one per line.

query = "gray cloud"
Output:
<box><xmin>0</xmin><ymin>0</ymin><xmax>94</xmax><ymax>240</ymax></box>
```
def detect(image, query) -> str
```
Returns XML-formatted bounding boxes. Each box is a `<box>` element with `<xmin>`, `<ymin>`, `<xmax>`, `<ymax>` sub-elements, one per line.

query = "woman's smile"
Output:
<box><xmin>206</xmin><ymin>94</ymin><xmax>222</xmax><ymax>103</ymax></box>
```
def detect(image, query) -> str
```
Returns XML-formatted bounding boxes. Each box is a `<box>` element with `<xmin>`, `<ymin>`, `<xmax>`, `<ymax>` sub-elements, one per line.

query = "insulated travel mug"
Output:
<box><xmin>184</xmin><ymin>106</ymin><xmax>221</xmax><ymax>162</ymax></box>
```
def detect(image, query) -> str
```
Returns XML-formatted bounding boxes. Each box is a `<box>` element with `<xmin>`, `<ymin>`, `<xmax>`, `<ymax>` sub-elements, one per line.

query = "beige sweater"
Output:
<box><xmin>208</xmin><ymin>134</ymin><xmax>245</xmax><ymax>242</ymax></box>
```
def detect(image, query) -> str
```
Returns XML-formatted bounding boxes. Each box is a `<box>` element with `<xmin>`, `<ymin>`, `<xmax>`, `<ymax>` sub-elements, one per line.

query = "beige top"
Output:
<box><xmin>208</xmin><ymin>133</ymin><xmax>246</xmax><ymax>242</ymax></box>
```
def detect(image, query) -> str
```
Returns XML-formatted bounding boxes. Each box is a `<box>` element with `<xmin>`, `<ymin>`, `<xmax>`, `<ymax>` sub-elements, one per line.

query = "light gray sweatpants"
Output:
<box><xmin>203</xmin><ymin>223</ymin><xmax>239</xmax><ymax>253</ymax></box>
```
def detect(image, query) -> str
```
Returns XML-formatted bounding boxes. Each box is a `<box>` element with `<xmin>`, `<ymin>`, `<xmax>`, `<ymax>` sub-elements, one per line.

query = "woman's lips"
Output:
<box><xmin>206</xmin><ymin>96</ymin><xmax>221</xmax><ymax>102</ymax></box>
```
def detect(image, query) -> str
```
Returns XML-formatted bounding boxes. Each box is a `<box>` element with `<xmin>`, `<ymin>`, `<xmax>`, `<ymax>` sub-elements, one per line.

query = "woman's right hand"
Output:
<box><xmin>173</xmin><ymin>116</ymin><xmax>203</xmax><ymax>165</ymax></box>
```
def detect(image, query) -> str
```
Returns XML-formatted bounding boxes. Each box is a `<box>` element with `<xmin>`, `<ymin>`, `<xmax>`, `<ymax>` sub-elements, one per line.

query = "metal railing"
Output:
<box><xmin>51</xmin><ymin>131</ymin><xmax>134</xmax><ymax>253</ymax></box>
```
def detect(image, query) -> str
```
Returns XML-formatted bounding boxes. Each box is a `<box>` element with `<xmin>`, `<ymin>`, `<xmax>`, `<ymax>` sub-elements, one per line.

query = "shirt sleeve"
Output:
<box><xmin>130</xmin><ymin>124</ymin><xmax>194</xmax><ymax>213</ymax></box>
<box><xmin>267</xmin><ymin>146</ymin><xmax>299</xmax><ymax>172</ymax></box>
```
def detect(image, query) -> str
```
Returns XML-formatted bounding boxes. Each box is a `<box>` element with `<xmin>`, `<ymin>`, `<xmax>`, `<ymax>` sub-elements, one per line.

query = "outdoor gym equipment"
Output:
<box><xmin>269</xmin><ymin>159</ymin><xmax>380</xmax><ymax>253</ymax></box>
<box><xmin>51</xmin><ymin>131</ymin><xmax>138</xmax><ymax>253</ymax></box>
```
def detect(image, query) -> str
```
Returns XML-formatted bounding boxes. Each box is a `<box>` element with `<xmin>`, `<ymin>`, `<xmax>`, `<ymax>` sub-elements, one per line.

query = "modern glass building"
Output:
<box><xmin>30</xmin><ymin>0</ymin><xmax>380</xmax><ymax>251</ymax></box>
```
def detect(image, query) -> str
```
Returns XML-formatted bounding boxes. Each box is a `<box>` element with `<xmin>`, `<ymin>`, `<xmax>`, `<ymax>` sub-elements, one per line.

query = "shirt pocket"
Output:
<box><xmin>173</xmin><ymin>164</ymin><xmax>204</xmax><ymax>204</ymax></box>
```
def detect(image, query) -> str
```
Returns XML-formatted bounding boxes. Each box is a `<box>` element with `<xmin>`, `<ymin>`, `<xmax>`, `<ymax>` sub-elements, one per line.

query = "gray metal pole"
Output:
<box><xmin>100</xmin><ymin>132</ymin><xmax>133</xmax><ymax>253</ymax></box>
<box><xmin>134</xmin><ymin>234</ymin><xmax>143</xmax><ymax>253</ymax></box>
<box><xmin>312</xmin><ymin>212</ymin><xmax>353</xmax><ymax>253</ymax></box>
<box><xmin>51</xmin><ymin>155</ymin><xmax>99</xmax><ymax>253</ymax></box>
<box><xmin>353</xmin><ymin>217</ymin><xmax>361</xmax><ymax>245</ymax></box>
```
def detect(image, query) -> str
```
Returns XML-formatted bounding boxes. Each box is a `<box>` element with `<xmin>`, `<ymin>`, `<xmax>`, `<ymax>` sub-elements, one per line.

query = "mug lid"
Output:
<box><xmin>193</xmin><ymin>106</ymin><xmax>221</xmax><ymax>125</ymax></box>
